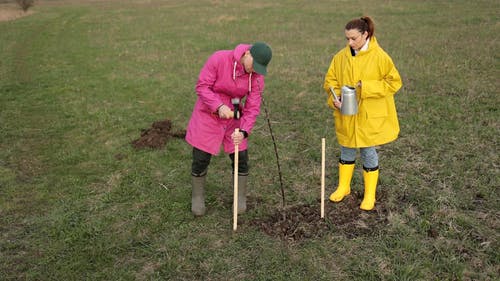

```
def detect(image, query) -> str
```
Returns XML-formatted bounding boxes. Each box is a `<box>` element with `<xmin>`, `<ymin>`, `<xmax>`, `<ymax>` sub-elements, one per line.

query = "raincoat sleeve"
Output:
<box><xmin>195</xmin><ymin>53</ymin><xmax>224</xmax><ymax>112</ymax></box>
<box><xmin>360</xmin><ymin>53</ymin><xmax>402</xmax><ymax>99</ymax></box>
<box><xmin>239</xmin><ymin>75</ymin><xmax>264</xmax><ymax>135</ymax></box>
<box><xmin>323</xmin><ymin>56</ymin><xmax>341</xmax><ymax>109</ymax></box>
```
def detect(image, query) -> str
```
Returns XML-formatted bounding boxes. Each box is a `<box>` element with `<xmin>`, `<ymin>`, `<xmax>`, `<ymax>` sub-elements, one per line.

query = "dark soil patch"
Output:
<box><xmin>250</xmin><ymin>190</ymin><xmax>389</xmax><ymax>242</ymax></box>
<box><xmin>131</xmin><ymin>119</ymin><xmax>185</xmax><ymax>149</ymax></box>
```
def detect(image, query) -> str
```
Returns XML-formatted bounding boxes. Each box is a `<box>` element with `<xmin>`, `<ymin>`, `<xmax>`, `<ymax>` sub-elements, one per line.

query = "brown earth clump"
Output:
<box><xmin>131</xmin><ymin>119</ymin><xmax>185</xmax><ymax>149</ymax></box>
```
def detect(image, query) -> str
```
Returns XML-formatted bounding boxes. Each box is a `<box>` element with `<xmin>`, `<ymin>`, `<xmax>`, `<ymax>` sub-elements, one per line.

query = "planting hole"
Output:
<box><xmin>250</xmin><ymin>190</ymin><xmax>389</xmax><ymax>242</ymax></box>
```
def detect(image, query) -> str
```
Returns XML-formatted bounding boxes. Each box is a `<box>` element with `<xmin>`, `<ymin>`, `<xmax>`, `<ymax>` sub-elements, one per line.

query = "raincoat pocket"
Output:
<box><xmin>362</xmin><ymin>99</ymin><xmax>388</xmax><ymax>133</ymax></box>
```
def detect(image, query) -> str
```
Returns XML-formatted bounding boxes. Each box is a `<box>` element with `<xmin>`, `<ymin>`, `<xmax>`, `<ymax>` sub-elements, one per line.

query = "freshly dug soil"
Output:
<box><xmin>131</xmin><ymin>119</ymin><xmax>185</xmax><ymax>149</ymax></box>
<box><xmin>251</xmin><ymin>190</ymin><xmax>389</xmax><ymax>241</ymax></box>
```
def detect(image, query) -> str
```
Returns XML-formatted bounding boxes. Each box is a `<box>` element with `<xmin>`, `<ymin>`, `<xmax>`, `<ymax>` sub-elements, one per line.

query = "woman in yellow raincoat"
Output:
<box><xmin>323</xmin><ymin>16</ymin><xmax>402</xmax><ymax>211</ymax></box>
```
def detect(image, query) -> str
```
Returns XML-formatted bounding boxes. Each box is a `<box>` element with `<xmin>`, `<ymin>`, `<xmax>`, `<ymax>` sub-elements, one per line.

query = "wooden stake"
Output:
<box><xmin>233</xmin><ymin>128</ymin><xmax>239</xmax><ymax>231</ymax></box>
<box><xmin>321</xmin><ymin>138</ymin><xmax>325</xmax><ymax>218</ymax></box>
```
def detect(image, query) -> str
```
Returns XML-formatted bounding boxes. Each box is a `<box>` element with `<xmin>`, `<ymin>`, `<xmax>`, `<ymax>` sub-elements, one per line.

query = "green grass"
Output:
<box><xmin>1</xmin><ymin>0</ymin><xmax>499</xmax><ymax>280</ymax></box>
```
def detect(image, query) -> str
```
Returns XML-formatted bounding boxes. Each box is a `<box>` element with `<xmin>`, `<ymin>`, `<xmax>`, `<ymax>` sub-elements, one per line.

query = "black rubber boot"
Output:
<box><xmin>191</xmin><ymin>175</ymin><xmax>206</xmax><ymax>216</ymax></box>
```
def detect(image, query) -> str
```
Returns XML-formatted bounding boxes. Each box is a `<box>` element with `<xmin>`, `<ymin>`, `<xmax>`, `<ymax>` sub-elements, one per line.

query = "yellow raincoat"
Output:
<box><xmin>323</xmin><ymin>36</ymin><xmax>402</xmax><ymax>148</ymax></box>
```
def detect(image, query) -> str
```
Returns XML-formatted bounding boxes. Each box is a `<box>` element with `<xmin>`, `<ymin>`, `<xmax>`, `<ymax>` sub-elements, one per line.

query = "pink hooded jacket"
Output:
<box><xmin>185</xmin><ymin>44</ymin><xmax>265</xmax><ymax>155</ymax></box>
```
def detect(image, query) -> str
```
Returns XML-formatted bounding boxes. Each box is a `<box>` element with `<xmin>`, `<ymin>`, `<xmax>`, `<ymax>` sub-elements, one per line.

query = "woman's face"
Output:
<box><xmin>345</xmin><ymin>29</ymin><xmax>368</xmax><ymax>51</ymax></box>
<box><xmin>241</xmin><ymin>51</ymin><xmax>254</xmax><ymax>73</ymax></box>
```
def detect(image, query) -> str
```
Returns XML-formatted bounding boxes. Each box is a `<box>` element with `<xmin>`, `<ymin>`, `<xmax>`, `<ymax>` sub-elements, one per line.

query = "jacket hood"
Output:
<box><xmin>233</xmin><ymin>44</ymin><xmax>251</xmax><ymax>61</ymax></box>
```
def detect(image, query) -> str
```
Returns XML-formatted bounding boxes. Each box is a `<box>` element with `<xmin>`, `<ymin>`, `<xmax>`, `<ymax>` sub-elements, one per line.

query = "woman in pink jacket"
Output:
<box><xmin>185</xmin><ymin>42</ymin><xmax>272</xmax><ymax>216</ymax></box>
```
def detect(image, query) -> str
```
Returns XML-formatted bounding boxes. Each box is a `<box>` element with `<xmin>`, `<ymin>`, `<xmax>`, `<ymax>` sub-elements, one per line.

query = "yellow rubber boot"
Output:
<box><xmin>360</xmin><ymin>169</ymin><xmax>379</xmax><ymax>211</ymax></box>
<box><xmin>329</xmin><ymin>162</ymin><xmax>355</xmax><ymax>202</ymax></box>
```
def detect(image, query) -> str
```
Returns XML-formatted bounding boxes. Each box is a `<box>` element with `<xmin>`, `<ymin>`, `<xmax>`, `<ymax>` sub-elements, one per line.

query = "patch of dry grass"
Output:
<box><xmin>0</xmin><ymin>2</ymin><xmax>34</xmax><ymax>21</ymax></box>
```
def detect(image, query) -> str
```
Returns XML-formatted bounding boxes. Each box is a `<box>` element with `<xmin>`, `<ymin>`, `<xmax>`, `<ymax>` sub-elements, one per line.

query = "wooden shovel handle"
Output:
<box><xmin>233</xmin><ymin>128</ymin><xmax>239</xmax><ymax>231</ymax></box>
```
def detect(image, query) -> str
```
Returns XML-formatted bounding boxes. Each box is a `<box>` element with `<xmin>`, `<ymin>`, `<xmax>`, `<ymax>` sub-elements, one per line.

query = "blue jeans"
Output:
<box><xmin>340</xmin><ymin>146</ymin><xmax>379</xmax><ymax>170</ymax></box>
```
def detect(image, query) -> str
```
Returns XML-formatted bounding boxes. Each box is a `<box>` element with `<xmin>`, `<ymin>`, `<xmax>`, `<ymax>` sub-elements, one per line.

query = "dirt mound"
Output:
<box><xmin>251</xmin><ymin>190</ymin><xmax>389</xmax><ymax>242</ymax></box>
<box><xmin>131</xmin><ymin>119</ymin><xmax>185</xmax><ymax>149</ymax></box>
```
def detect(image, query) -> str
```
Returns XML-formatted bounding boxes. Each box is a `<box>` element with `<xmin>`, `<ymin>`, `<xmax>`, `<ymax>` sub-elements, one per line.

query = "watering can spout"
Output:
<box><xmin>329</xmin><ymin>86</ymin><xmax>339</xmax><ymax>103</ymax></box>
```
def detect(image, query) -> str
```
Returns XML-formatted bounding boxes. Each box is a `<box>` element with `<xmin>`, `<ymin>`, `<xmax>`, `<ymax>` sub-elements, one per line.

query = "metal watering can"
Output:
<box><xmin>329</xmin><ymin>85</ymin><xmax>358</xmax><ymax>115</ymax></box>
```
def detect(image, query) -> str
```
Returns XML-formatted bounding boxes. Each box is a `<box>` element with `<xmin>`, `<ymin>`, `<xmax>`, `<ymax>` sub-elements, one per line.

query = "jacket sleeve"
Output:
<box><xmin>323</xmin><ymin>55</ymin><xmax>341</xmax><ymax>109</ymax></box>
<box><xmin>239</xmin><ymin>75</ymin><xmax>264</xmax><ymax>135</ymax></box>
<box><xmin>361</xmin><ymin>53</ymin><xmax>402</xmax><ymax>99</ymax></box>
<box><xmin>195</xmin><ymin>53</ymin><xmax>224</xmax><ymax>112</ymax></box>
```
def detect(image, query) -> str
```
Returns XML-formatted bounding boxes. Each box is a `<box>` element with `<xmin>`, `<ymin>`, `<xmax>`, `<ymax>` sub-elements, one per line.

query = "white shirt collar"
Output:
<box><xmin>355</xmin><ymin>38</ymin><xmax>370</xmax><ymax>55</ymax></box>
<box><xmin>361</xmin><ymin>38</ymin><xmax>370</xmax><ymax>51</ymax></box>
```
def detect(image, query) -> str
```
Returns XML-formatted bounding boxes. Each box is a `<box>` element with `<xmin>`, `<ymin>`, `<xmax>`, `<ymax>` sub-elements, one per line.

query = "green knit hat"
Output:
<box><xmin>250</xmin><ymin>42</ymin><xmax>272</xmax><ymax>75</ymax></box>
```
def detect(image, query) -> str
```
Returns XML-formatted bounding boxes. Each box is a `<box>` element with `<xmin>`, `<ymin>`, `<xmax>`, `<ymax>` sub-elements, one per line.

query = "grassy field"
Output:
<box><xmin>1</xmin><ymin>0</ymin><xmax>498</xmax><ymax>280</ymax></box>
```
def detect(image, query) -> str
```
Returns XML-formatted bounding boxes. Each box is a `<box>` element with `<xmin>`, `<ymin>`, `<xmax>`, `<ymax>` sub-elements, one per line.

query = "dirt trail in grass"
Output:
<box><xmin>0</xmin><ymin>3</ymin><xmax>34</xmax><ymax>22</ymax></box>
